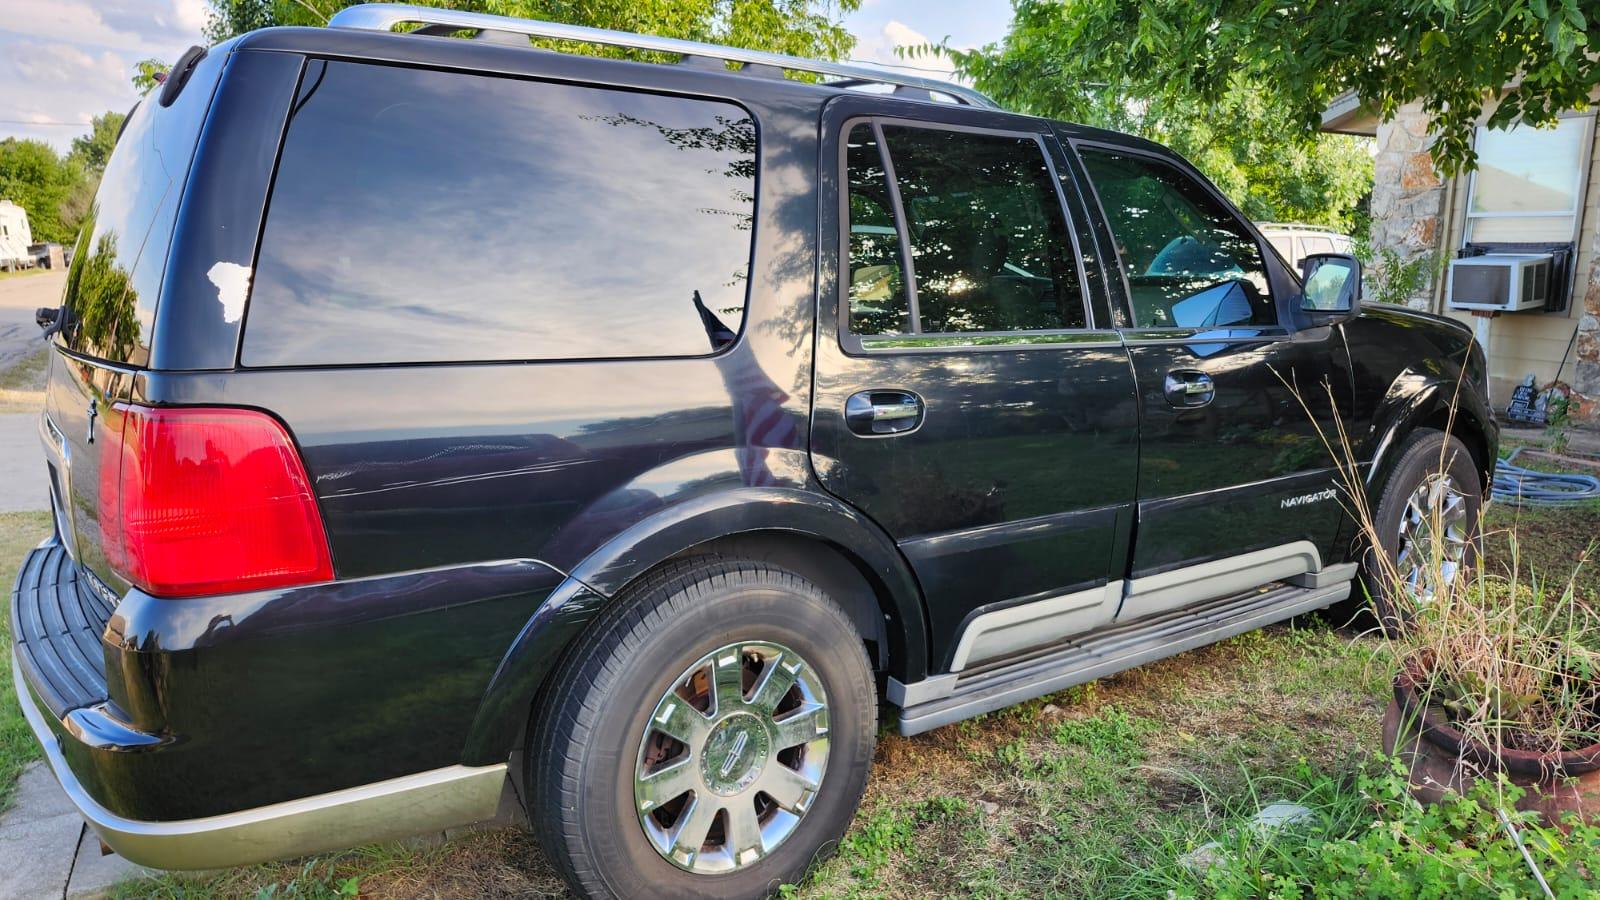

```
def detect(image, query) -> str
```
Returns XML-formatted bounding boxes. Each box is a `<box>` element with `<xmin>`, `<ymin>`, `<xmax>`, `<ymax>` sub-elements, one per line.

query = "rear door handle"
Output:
<box><xmin>1163</xmin><ymin>371</ymin><xmax>1214</xmax><ymax>408</ymax></box>
<box><xmin>845</xmin><ymin>390</ymin><xmax>924</xmax><ymax>436</ymax></box>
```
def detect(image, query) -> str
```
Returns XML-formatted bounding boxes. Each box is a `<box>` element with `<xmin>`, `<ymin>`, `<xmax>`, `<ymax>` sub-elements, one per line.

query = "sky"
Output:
<box><xmin>0</xmin><ymin>0</ymin><xmax>1014</xmax><ymax>153</ymax></box>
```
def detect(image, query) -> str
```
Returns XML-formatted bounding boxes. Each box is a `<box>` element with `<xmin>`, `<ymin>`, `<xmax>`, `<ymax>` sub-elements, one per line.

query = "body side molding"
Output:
<box><xmin>889</xmin><ymin>543</ymin><xmax>1361</xmax><ymax>727</ymax></box>
<box><xmin>948</xmin><ymin>581</ymin><xmax>1122</xmax><ymax>672</ymax></box>
<box><xmin>1121</xmin><ymin>540</ymin><xmax>1322</xmax><ymax>621</ymax></box>
<box><xmin>893</xmin><ymin>580</ymin><xmax>1351</xmax><ymax>735</ymax></box>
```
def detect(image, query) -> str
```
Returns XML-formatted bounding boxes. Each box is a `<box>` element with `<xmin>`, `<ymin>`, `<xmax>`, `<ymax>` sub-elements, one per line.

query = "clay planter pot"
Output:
<box><xmin>1382</xmin><ymin>663</ymin><xmax>1600</xmax><ymax>827</ymax></box>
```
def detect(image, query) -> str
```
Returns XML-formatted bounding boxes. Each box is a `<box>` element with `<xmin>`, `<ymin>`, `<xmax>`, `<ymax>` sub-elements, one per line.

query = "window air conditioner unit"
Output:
<box><xmin>1445</xmin><ymin>253</ymin><xmax>1552</xmax><ymax>313</ymax></box>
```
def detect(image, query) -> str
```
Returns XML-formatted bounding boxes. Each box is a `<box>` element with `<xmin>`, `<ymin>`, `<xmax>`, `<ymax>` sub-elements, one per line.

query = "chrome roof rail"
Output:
<box><xmin>327</xmin><ymin>3</ymin><xmax>1000</xmax><ymax>110</ymax></box>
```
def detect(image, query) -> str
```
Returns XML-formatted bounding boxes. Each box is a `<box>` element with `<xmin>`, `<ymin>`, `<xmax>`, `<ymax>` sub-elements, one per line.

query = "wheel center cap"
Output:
<box><xmin>699</xmin><ymin>713</ymin><xmax>768</xmax><ymax>796</ymax></box>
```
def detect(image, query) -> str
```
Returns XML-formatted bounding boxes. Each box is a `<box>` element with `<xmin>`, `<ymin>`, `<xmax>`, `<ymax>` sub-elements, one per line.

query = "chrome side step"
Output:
<box><xmin>894</xmin><ymin>580</ymin><xmax>1350</xmax><ymax>735</ymax></box>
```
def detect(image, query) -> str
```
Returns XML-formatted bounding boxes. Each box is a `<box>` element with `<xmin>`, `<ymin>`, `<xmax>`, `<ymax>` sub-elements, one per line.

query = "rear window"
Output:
<box><xmin>242</xmin><ymin>62</ymin><xmax>757</xmax><ymax>367</ymax></box>
<box><xmin>59</xmin><ymin>49</ymin><xmax>224</xmax><ymax>365</ymax></box>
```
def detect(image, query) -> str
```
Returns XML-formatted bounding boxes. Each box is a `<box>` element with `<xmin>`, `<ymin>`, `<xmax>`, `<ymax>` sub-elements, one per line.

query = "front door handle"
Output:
<box><xmin>845</xmin><ymin>390</ymin><xmax>924</xmax><ymax>436</ymax></box>
<box><xmin>1163</xmin><ymin>371</ymin><xmax>1215</xmax><ymax>408</ymax></box>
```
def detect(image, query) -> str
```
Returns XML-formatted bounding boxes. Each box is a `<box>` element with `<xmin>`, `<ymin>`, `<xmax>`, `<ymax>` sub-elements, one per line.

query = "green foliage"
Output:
<box><xmin>0</xmin><ymin>138</ymin><xmax>86</xmax><ymax>244</ymax></box>
<box><xmin>204</xmin><ymin>0</ymin><xmax>862</xmax><ymax>63</ymax></box>
<box><xmin>945</xmin><ymin>0</ymin><xmax>1596</xmax><ymax>176</ymax></box>
<box><xmin>936</xmin><ymin>9</ymin><xmax>1372</xmax><ymax>230</ymax></box>
<box><xmin>1168</xmin><ymin>762</ymin><xmax>1600</xmax><ymax>899</ymax></box>
<box><xmin>1352</xmin><ymin>242</ymin><xmax>1438</xmax><ymax>307</ymax></box>
<box><xmin>131</xmin><ymin>59</ymin><xmax>169</xmax><ymax>96</ymax></box>
<box><xmin>67</xmin><ymin>112</ymin><xmax>125</xmax><ymax>175</ymax></box>
<box><xmin>207</xmin><ymin>0</ymin><xmax>277</xmax><ymax>42</ymax></box>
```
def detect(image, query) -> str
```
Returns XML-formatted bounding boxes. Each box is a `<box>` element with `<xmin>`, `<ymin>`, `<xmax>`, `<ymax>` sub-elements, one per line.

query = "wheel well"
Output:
<box><xmin>1417</xmin><ymin>408</ymin><xmax>1492</xmax><ymax>491</ymax></box>
<box><xmin>672</xmin><ymin>531</ymin><xmax>898</xmax><ymax>673</ymax></box>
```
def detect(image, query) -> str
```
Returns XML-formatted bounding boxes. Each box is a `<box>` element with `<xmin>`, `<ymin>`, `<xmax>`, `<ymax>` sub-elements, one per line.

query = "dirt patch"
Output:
<box><xmin>1481</xmin><ymin>502</ymin><xmax>1598</xmax><ymax>597</ymax></box>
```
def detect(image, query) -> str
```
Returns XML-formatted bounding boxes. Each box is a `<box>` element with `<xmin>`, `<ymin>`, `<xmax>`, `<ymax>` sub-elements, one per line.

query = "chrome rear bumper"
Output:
<box><xmin>13</xmin><ymin>656</ymin><xmax>508</xmax><ymax>870</ymax></box>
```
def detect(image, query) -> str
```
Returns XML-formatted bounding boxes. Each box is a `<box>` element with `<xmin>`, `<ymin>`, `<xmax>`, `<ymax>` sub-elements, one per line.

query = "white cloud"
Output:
<box><xmin>0</xmin><ymin>0</ymin><xmax>205</xmax><ymax>150</ymax></box>
<box><xmin>170</xmin><ymin>0</ymin><xmax>212</xmax><ymax>37</ymax></box>
<box><xmin>852</xmin><ymin>19</ymin><xmax>959</xmax><ymax>79</ymax></box>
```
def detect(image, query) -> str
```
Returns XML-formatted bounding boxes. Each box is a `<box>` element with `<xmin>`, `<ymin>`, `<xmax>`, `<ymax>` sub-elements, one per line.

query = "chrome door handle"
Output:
<box><xmin>845</xmin><ymin>390</ymin><xmax>924</xmax><ymax>436</ymax></box>
<box><xmin>1163</xmin><ymin>371</ymin><xmax>1215</xmax><ymax>408</ymax></box>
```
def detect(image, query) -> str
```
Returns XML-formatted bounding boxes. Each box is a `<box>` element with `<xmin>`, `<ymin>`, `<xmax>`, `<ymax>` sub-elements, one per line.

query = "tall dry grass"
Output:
<box><xmin>1288</xmin><ymin>375</ymin><xmax>1599</xmax><ymax>758</ymax></box>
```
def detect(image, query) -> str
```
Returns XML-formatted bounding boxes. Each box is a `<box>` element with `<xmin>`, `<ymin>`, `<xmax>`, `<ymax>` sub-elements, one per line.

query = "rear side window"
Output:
<box><xmin>1080</xmin><ymin>148</ymin><xmax>1274</xmax><ymax>329</ymax></box>
<box><xmin>843</xmin><ymin>122</ymin><xmax>1087</xmax><ymax>339</ymax></box>
<box><xmin>243</xmin><ymin>62</ymin><xmax>756</xmax><ymax>366</ymax></box>
<box><xmin>59</xmin><ymin>50</ymin><xmax>224</xmax><ymax>365</ymax></box>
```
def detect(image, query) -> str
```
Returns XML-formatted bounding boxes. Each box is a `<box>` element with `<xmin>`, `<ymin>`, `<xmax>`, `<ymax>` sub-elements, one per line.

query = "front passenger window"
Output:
<box><xmin>1080</xmin><ymin>148</ymin><xmax>1274</xmax><ymax>329</ymax></box>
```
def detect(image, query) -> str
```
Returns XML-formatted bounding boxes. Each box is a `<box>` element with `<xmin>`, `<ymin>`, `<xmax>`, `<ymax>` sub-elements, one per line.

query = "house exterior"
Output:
<box><xmin>1323</xmin><ymin>90</ymin><xmax>1600</xmax><ymax>424</ymax></box>
<box><xmin>0</xmin><ymin>199</ymin><xmax>34</xmax><ymax>270</ymax></box>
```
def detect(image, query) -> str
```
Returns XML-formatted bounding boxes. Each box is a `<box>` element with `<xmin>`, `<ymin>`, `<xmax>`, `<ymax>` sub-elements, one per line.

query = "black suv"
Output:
<box><xmin>13</xmin><ymin>5</ymin><xmax>1495</xmax><ymax>898</ymax></box>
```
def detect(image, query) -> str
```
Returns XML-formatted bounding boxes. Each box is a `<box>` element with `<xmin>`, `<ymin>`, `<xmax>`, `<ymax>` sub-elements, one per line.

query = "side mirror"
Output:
<box><xmin>1299</xmin><ymin>253</ymin><xmax>1361</xmax><ymax>321</ymax></box>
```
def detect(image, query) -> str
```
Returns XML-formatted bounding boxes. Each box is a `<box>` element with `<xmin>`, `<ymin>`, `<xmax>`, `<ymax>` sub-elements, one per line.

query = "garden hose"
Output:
<box><xmin>1492</xmin><ymin>447</ymin><xmax>1600</xmax><ymax>506</ymax></box>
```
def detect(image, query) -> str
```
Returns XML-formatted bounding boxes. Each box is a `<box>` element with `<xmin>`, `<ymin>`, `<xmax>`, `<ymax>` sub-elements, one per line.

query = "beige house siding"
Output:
<box><xmin>1341</xmin><ymin>91</ymin><xmax>1600</xmax><ymax>423</ymax></box>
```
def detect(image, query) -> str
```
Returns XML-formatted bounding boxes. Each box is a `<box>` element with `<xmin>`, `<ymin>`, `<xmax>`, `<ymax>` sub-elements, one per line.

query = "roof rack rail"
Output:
<box><xmin>327</xmin><ymin>4</ymin><xmax>1000</xmax><ymax>110</ymax></box>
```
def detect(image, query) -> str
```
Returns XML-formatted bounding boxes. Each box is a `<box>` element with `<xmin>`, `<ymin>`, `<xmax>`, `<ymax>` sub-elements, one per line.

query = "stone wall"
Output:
<box><xmin>1367</xmin><ymin>101</ymin><xmax>1446</xmax><ymax>310</ymax></box>
<box><xmin>1577</xmin><ymin>235</ymin><xmax>1600</xmax><ymax>420</ymax></box>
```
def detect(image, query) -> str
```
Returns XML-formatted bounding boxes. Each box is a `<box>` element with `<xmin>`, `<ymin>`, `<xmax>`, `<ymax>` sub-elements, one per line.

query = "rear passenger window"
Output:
<box><xmin>843</xmin><ymin>122</ymin><xmax>1086</xmax><ymax>339</ymax></box>
<box><xmin>845</xmin><ymin>126</ymin><xmax>911</xmax><ymax>335</ymax></box>
<box><xmin>1080</xmin><ymin>148</ymin><xmax>1274</xmax><ymax>329</ymax></box>
<box><xmin>243</xmin><ymin>62</ymin><xmax>756</xmax><ymax>366</ymax></box>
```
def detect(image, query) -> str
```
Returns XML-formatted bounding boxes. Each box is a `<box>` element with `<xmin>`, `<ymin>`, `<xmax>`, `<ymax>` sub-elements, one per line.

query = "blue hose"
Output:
<box><xmin>1492</xmin><ymin>447</ymin><xmax>1600</xmax><ymax>506</ymax></box>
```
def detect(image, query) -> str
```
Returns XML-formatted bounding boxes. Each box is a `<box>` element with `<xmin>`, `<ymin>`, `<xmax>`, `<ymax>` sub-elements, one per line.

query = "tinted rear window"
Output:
<box><xmin>59</xmin><ymin>49</ymin><xmax>224</xmax><ymax>365</ymax></box>
<box><xmin>242</xmin><ymin>62</ymin><xmax>757</xmax><ymax>367</ymax></box>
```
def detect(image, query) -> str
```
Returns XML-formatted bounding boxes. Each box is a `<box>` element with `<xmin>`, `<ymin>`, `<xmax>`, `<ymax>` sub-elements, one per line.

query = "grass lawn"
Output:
<box><xmin>0</xmin><ymin>511</ymin><xmax>52</xmax><ymax>813</ymax></box>
<box><xmin>0</xmin><ymin>268</ymin><xmax>50</xmax><ymax>282</ymax></box>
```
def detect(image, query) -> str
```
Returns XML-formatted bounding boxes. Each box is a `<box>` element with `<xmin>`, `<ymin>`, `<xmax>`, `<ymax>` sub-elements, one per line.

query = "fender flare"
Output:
<box><xmin>1362</xmin><ymin>372</ymin><xmax>1495</xmax><ymax>503</ymax></box>
<box><xmin>460</xmin><ymin>487</ymin><xmax>927</xmax><ymax>765</ymax></box>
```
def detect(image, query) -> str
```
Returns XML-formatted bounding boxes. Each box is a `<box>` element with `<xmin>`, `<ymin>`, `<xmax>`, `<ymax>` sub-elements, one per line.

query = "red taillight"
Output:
<box><xmin>102</xmin><ymin>405</ymin><xmax>333</xmax><ymax>597</ymax></box>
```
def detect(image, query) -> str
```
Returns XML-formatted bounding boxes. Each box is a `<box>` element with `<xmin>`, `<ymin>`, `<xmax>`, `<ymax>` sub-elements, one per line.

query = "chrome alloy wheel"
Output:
<box><xmin>633</xmin><ymin>641</ymin><xmax>830</xmax><ymax>874</ymax></box>
<box><xmin>1394</xmin><ymin>472</ymin><xmax>1470</xmax><ymax>602</ymax></box>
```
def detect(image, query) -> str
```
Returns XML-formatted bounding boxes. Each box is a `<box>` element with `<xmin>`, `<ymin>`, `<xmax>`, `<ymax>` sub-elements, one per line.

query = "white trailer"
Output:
<box><xmin>0</xmin><ymin>200</ymin><xmax>35</xmax><ymax>271</ymax></box>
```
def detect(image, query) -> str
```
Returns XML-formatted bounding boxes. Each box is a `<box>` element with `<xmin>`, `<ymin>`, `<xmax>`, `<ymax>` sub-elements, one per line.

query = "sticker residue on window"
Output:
<box><xmin>207</xmin><ymin>261</ymin><xmax>252</xmax><ymax>324</ymax></box>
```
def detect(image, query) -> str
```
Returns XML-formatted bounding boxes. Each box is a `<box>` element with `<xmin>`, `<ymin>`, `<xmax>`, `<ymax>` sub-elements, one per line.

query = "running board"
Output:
<box><xmin>894</xmin><ymin>581</ymin><xmax>1350</xmax><ymax>736</ymax></box>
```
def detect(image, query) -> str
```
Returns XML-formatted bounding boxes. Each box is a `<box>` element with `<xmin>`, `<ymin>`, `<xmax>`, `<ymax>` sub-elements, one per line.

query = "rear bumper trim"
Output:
<box><xmin>13</xmin><ymin>655</ymin><xmax>508</xmax><ymax>870</ymax></box>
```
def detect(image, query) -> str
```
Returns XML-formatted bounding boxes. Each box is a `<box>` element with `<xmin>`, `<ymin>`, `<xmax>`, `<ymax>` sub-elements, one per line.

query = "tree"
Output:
<box><xmin>132</xmin><ymin>59</ymin><xmax>169</xmax><ymax>95</ymax></box>
<box><xmin>0</xmin><ymin>139</ymin><xmax>85</xmax><ymax>244</ymax></box>
<box><xmin>946</xmin><ymin>0</ymin><xmax>1595</xmax><ymax>175</ymax></box>
<box><xmin>933</xmin><ymin>4</ymin><xmax>1373</xmax><ymax>230</ymax></box>
<box><xmin>203</xmin><ymin>0</ymin><xmax>862</xmax><ymax>63</ymax></box>
<box><xmin>68</xmin><ymin>112</ymin><xmax>126</xmax><ymax>175</ymax></box>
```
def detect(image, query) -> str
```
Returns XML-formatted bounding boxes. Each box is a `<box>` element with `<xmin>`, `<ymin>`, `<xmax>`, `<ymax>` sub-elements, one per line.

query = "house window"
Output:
<box><xmin>1465</xmin><ymin>116</ymin><xmax>1592</xmax><ymax>243</ymax></box>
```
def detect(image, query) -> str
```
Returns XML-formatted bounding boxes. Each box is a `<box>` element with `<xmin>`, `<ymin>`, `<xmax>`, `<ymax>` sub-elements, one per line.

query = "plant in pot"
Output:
<box><xmin>1313</xmin><ymin>395</ymin><xmax>1600</xmax><ymax>829</ymax></box>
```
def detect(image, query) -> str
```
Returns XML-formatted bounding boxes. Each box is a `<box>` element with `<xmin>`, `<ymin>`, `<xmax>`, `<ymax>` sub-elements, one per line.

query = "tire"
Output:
<box><xmin>529</xmin><ymin>556</ymin><xmax>877</xmax><ymax>900</ymax></box>
<box><xmin>1359</xmin><ymin>428</ymin><xmax>1482</xmax><ymax>630</ymax></box>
